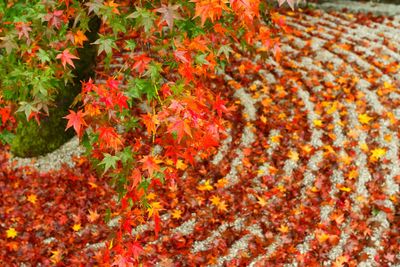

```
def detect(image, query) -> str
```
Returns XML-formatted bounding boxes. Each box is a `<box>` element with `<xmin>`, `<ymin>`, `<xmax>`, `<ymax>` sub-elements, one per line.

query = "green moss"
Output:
<box><xmin>10</xmin><ymin>16</ymin><xmax>101</xmax><ymax>158</ymax></box>
<box><xmin>11</xmin><ymin>108</ymin><xmax>75</xmax><ymax>157</ymax></box>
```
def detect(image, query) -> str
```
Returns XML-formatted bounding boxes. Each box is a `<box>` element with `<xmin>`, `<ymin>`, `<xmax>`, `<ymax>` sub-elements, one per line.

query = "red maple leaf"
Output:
<box><xmin>154</xmin><ymin>213</ymin><xmax>161</xmax><ymax>238</ymax></box>
<box><xmin>44</xmin><ymin>10</ymin><xmax>64</xmax><ymax>29</ymax></box>
<box><xmin>174</xmin><ymin>49</ymin><xmax>190</xmax><ymax>64</ymax></box>
<box><xmin>98</xmin><ymin>126</ymin><xmax>122</xmax><ymax>151</ymax></box>
<box><xmin>0</xmin><ymin>107</ymin><xmax>12</xmax><ymax>124</ymax></box>
<box><xmin>132</xmin><ymin>54</ymin><xmax>151</xmax><ymax>74</ymax></box>
<box><xmin>139</xmin><ymin>155</ymin><xmax>161</xmax><ymax>177</ymax></box>
<box><xmin>56</xmin><ymin>49</ymin><xmax>79</xmax><ymax>69</ymax></box>
<box><xmin>213</xmin><ymin>94</ymin><xmax>228</xmax><ymax>117</ymax></box>
<box><xmin>167</xmin><ymin>117</ymin><xmax>192</xmax><ymax>143</ymax></box>
<box><xmin>128</xmin><ymin>241</ymin><xmax>144</xmax><ymax>259</ymax></box>
<box><xmin>64</xmin><ymin>110</ymin><xmax>87</xmax><ymax>137</ymax></box>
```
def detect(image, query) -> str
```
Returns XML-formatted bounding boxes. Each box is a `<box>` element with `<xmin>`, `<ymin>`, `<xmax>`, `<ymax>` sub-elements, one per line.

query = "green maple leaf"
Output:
<box><xmin>127</xmin><ymin>8</ymin><xmax>155</xmax><ymax>33</ymax></box>
<box><xmin>99</xmin><ymin>153</ymin><xmax>120</xmax><ymax>174</ymax></box>
<box><xmin>92</xmin><ymin>34</ymin><xmax>118</xmax><ymax>55</ymax></box>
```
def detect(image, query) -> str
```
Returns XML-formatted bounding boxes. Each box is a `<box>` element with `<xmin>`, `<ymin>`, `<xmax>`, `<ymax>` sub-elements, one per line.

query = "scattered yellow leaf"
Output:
<box><xmin>197</xmin><ymin>180</ymin><xmax>214</xmax><ymax>191</ymax></box>
<box><xmin>278</xmin><ymin>224</ymin><xmax>289</xmax><ymax>234</ymax></box>
<box><xmin>360</xmin><ymin>143</ymin><xmax>369</xmax><ymax>153</ymax></box>
<box><xmin>249</xmin><ymin>83</ymin><xmax>257</xmax><ymax>91</ymax></box>
<box><xmin>50</xmin><ymin>249</ymin><xmax>62</xmax><ymax>265</ymax></box>
<box><xmin>217</xmin><ymin>201</ymin><xmax>227</xmax><ymax>212</ymax></box>
<box><xmin>358</xmin><ymin>113</ymin><xmax>373</xmax><ymax>124</ymax></box>
<box><xmin>72</xmin><ymin>223</ymin><xmax>81</xmax><ymax>232</ymax></box>
<box><xmin>88</xmin><ymin>182</ymin><xmax>98</xmax><ymax>189</ymax></box>
<box><xmin>27</xmin><ymin>194</ymin><xmax>37</xmax><ymax>204</ymax></box>
<box><xmin>210</xmin><ymin>195</ymin><xmax>221</xmax><ymax>207</ymax></box>
<box><xmin>6</xmin><ymin>227</ymin><xmax>17</xmax><ymax>238</ymax></box>
<box><xmin>171</xmin><ymin>209</ymin><xmax>182</xmax><ymax>219</ymax></box>
<box><xmin>256</xmin><ymin>195</ymin><xmax>267</xmax><ymax>207</ymax></box>
<box><xmin>270</xmin><ymin>135</ymin><xmax>282</xmax><ymax>144</ymax></box>
<box><xmin>146</xmin><ymin>192</ymin><xmax>157</xmax><ymax>201</ymax></box>
<box><xmin>260</xmin><ymin>115</ymin><xmax>267</xmax><ymax>124</ymax></box>
<box><xmin>347</xmin><ymin>170</ymin><xmax>358</xmax><ymax>180</ymax></box>
<box><xmin>313</xmin><ymin>119</ymin><xmax>323</xmax><ymax>127</ymax></box>
<box><xmin>277</xmin><ymin>184</ymin><xmax>286</xmax><ymax>193</ymax></box>
<box><xmin>339</xmin><ymin>186</ymin><xmax>351</xmax><ymax>193</ymax></box>
<box><xmin>288</xmin><ymin>151</ymin><xmax>299</xmax><ymax>161</ymax></box>
<box><xmin>176</xmin><ymin>160</ymin><xmax>187</xmax><ymax>170</ymax></box>
<box><xmin>370</xmin><ymin>148</ymin><xmax>386</xmax><ymax>161</ymax></box>
<box><xmin>238</xmin><ymin>64</ymin><xmax>245</xmax><ymax>75</ymax></box>
<box><xmin>311</xmin><ymin>186</ymin><xmax>319</xmax><ymax>193</ymax></box>
<box><xmin>87</xmin><ymin>209</ymin><xmax>100</xmax><ymax>223</ymax></box>
<box><xmin>147</xmin><ymin>202</ymin><xmax>163</xmax><ymax>217</ymax></box>
<box><xmin>302</xmin><ymin>144</ymin><xmax>313</xmax><ymax>154</ymax></box>
<box><xmin>316</xmin><ymin>231</ymin><xmax>330</xmax><ymax>243</ymax></box>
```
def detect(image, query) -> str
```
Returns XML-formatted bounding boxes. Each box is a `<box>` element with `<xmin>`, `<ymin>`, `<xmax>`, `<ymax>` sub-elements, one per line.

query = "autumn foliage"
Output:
<box><xmin>0</xmin><ymin>0</ymin><xmax>302</xmax><ymax>264</ymax></box>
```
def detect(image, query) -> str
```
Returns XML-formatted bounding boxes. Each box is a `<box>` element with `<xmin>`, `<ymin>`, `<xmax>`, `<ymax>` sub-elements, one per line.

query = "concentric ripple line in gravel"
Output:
<box><xmin>344</xmin><ymin>102</ymin><xmax>383</xmax><ymax>265</ymax></box>
<box><xmin>191</xmin><ymin>217</ymin><xmax>246</xmax><ymax>253</ymax></box>
<box><xmin>285</xmin><ymin>18</ymin><xmax>397</xmax><ymax>257</ymax></box>
<box><xmin>319</xmin><ymin>13</ymin><xmax>400</xmax><ymax>63</ymax></box>
<box><xmin>248</xmin><ymin>150</ymin><xmax>303</xmax><ymax>266</ymax></box>
<box><xmin>296</xmin><ymin>14</ymin><xmax>399</xmax><ymax>85</ymax></box>
<box><xmin>212</xmin><ymin>223</ymin><xmax>264</xmax><ymax>267</ymax></box>
<box><xmin>296</xmin><ymin>86</ymin><xmax>323</xmax><ymax>148</ymax></box>
<box><xmin>221</xmin><ymin>74</ymin><xmax>256</xmax><ymax>187</ymax></box>
<box><xmin>211</xmin><ymin>128</ymin><xmax>232</xmax><ymax>165</ymax></box>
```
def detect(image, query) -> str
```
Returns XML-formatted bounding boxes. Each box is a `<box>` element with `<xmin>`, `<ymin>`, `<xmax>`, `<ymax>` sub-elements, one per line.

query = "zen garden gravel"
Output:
<box><xmin>8</xmin><ymin>2</ymin><xmax>400</xmax><ymax>266</ymax></box>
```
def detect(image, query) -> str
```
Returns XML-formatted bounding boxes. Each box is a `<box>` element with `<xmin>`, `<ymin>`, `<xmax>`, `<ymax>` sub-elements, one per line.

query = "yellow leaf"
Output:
<box><xmin>6</xmin><ymin>227</ymin><xmax>17</xmax><ymax>238</ymax></box>
<box><xmin>197</xmin><ymin>180</ymin><xmax>214</xmax><ymax>191</ymax></box>
<box><xmin>256</xmin><ymin>195</ymin><xmax>267</xmax><ymax>207</ymax></box>
<box><xmin>27</xmin><ymin>194</ymin><xmax>37</xmax><ymax>204</ymax></box>
<box><xmin>87</xmin><ymin>209</ymin><xmax>100</xmax><ymax>223</ymax></box>
<box><xmin>288</xmin><ymin>151</ymin><xmax>299</xmax><ymax>161</ymax></box>
<box><xmin>316</xmin><ymin>231</ymin><xmax>330</xmax><ymax>243</ymax></box>
<box><xmin>72</xmin><ymin>223</ymin><xmax>81</xmax><ymax>232</ymax></box>
<box><xmin>217</xmin><ymin>201</ymin><xmax>227</xmax><ymax>212</ymax></box>
<box><xmin>339</xmin><ymin>186</ymin><xmax>351</xmax><ymax>193</ymax></box>
<box><xmin>238</xmin><ymin>64</ymin><xmax>245</xmax><ymax>75</ymax></box>
<box><xmin>311</xmin><ymin>186</ymin><xmax>319</xmax><ymax>193</ymax></box>
<box><xmin>313</xmin><ymin>119</ymin><xmax>323</xmax><ymax>127</ymax></box>
<box><xmin>260</xmin><ymin>115</ymin><xmax>267</xmax><ymax>124</ymax></box>
<box><xmin>277</xmin><ymin>184</ymin><xmax>286</xmax><ymax>193</ymax></box>
<box><xmin>278</xmin><ymin>224</ymin><xmax>289</xmax><ymax>234</ymax></box>
<box><xmin>302</xmin><ymin>144</ymin><xmax>312</xmax><ymax>154</ymax></box>
<box><xmin>146</xmin><ymin>192</ymin><xmax>157</xmax><ymax>200</ymax></box>
<box><xmin>270</xmin><ymin>135</ymin><xmax>282</xmax><ymax>144</ymax></box>
<box><xmin>176</xmin><ymin>160</ymin><xmax>187</xmax><ymax>170</ymax></box>
<box><xmin>171</xmin><ymin>209</ymin><xmax>182</xmax><ymax>220</ymax></box>
<box><xmin>210</xmin><ymin>195</ymin><xmax>221</xmax><ymax>207</ymax></box>
<box><xmin>358</xmin><ymin>113</ymin><xmax>373</xmax><ymax>124</ymax></box>
<box><xmin>249</xmin><ymin>83</ymin><xmax>257</xmax><ymax>91</ymax></box>
<box><xmin>360</xmin><ymin>143</ymin><xmax>369</xmax><ymax>153</ymax></box>
<box><xmin>50</xmin><ymin>249</ymin><xmax>62</xmax><ymax>265</ymax></box>
<box><xmin>370</xmin><ymin>148</ymin><xmax>386</xmax><ymax>161</ymax></box>
<box><xmin>147</xmin><ymin>202</ymin><xmax>163</xmax><ymax>217</ymax></box>
<box><xmin>347</xmin><ymin>170</ymin><xmax>358</xmax><ymax>180</ymax></box>
<box><xmin>88</xmin><ymin>182</ymin><xmax>98</xmax><ymax>189</ymax></box>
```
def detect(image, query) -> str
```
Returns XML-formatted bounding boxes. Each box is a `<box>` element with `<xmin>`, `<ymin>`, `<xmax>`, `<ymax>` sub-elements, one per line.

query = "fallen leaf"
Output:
<box><xmin>6</xmin><ymin>227</ymin><xmax>17</xmax><ymax>238</ymax></box>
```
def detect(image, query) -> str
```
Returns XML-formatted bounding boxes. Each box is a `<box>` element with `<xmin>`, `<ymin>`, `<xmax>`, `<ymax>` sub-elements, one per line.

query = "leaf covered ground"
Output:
<box><xmin>2</xmin><ymin>7</ymin><xmax>400</xmax><ymax>267</ymax></box>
